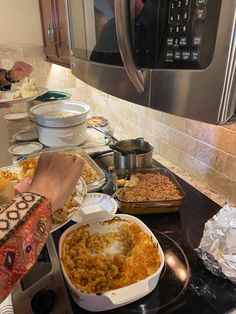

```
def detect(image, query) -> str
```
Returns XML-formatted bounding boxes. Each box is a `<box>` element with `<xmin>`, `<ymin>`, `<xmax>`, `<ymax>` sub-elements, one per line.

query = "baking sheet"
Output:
<box><xmin>27</xmin><ymin>146</ymin><xmax>106</xmax><ymax>192</ymax></box>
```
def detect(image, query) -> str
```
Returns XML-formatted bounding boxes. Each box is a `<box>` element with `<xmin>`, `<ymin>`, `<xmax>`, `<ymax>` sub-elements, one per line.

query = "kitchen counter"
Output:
<box><xmin>5</xmin><ymin>110</ymin><xmax>227</xmax><ymax>209</ymax></box>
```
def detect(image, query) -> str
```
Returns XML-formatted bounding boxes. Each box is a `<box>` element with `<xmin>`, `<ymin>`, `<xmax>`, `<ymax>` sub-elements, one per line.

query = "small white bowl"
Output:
<box><xmin>30</xmin><ymin>101</ymin><xmax>90</xmax><ymax>128</ymax></box>
<box><xmin>72</xmin><ymin>192</ymin><xmax>118</xmax><ymax>223</ymax></box>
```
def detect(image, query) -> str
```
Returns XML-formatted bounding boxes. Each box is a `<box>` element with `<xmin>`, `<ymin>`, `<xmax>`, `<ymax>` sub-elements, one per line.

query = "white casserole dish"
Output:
<box><xmin>30</xmin><ymin>101</ymin><xmax>90</xmax><ymax>147</ymax></box>
<box><xmin>37</xmin><ymin>123</ymin><xmax>87</xmax><ymax>147</ymax></box>
<box><xmin>30</xmin><ymin>101</ymin><xmax>90</xmax><ymax>127</ymax></box>
<box><xmin>59</xmin><ymin>211</ymin><xmax>164</xmax><ymax>312</ymax></box>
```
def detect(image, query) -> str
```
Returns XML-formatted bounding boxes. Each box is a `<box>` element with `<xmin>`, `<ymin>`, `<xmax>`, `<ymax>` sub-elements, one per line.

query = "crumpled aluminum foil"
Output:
<box><xmin>196</xmin><ymin>204</ymin><xmax>236</xmax><ymax>285</ymax></box>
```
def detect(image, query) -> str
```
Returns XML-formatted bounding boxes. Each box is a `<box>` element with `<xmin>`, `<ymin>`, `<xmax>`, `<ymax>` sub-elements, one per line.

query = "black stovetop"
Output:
<box><xmin>52</xmin><ymin>155</ymin><xmax>236</xmax><ymax>314</ymax></box>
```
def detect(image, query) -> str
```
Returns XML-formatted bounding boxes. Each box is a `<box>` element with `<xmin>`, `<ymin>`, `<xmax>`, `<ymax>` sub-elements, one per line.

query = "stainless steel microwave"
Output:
<box><xmin>66</xmin><ymin>0</ymin><xmax>236</xmax><ymax>124</ymax></box>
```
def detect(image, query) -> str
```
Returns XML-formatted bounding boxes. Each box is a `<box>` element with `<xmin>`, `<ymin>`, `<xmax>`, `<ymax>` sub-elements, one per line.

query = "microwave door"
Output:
<box><xmin>114</xmin><ymin>0</ymin><xmax>146</xmax><ymax>93</ymax></box>
<box><xmin>219</xmin><ymin>19</ymin><xmax>236</xmax><ymax>123</ymax></box>
<box><xmin>68</xmin><ymin>0</ymin><xmax>150</xmax><ymax>106</ymax></box>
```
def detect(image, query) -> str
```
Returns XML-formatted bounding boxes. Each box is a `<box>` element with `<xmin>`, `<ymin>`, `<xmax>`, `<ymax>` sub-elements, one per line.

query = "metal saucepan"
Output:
<box><xmin>111</xmin><ymin>138</ymin><xmax>153</xmax><ymax>170</ymax></box>
<box><xmin>91</xmin><ymin>126</ymin><xmax>153</xmax><ymax>169</ymax></box>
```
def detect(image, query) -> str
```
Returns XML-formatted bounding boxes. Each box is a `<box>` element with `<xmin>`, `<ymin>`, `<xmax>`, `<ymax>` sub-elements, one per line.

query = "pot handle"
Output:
<box><xmin>136</xmin><ymin>137</ymin><xmax>144</xmax><ymax>143</ymax></box>
<box><xmin>109</xmin><ymin>144</ymin><xmax>127</xmax><ymax>156</ymax></box>
<box><xmin>105</xmin><ymin>279</ymin><xmax>151</xmax><ymax>305</ymax></box>
<box><xmin>92</xmin><ymin>125</ymin><xmax>119</xmax><ymax>143</ymax></box>
<box><xmin>58</xmin><ymin>133</ymin><xmax>74</xmax><ymax>139</ymax></box>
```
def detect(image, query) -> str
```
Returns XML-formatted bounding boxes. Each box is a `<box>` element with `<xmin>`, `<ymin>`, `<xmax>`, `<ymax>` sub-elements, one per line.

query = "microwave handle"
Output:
<box><xmin>114</xmin><ymin>0</ymin><xmax>145</xmax><ymax>93</ymax></box>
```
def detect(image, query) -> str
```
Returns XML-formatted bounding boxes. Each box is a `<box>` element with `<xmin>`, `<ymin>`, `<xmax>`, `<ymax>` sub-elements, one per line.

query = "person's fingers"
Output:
<box><xmin>58</xmin><ymin>155</ymin><xmax>84</xmax><ymax>195</ymax></box>
<box><xmin>30</xmin><ymin>153</ymin><xmax>50</xmax><ymax>182</ymax></box>
<box><xmin>51</xmin><ymin>153</ymin><xmax>84</xmax><ymax>190</ymax></box>
<box><xmin>28</xmin><ymin>153</ymin><xmax>85</xmax><ymax>211</ymax></box>
<box><xmin>20</xmin><ymin>62</ymin><xmax>33</xmax><ymax>76</ymax></box>
<box><xmin>69</xmin><ymin>157</ymin><xmax>85</xmax><ymax>186</ymax></box>
<box><xmin>11</xmin><ymin>61</ymin><xmax>34</xmax><ymax>80</ymax></box>
<box><xmin>14</xmin><ymin>61</ymin><xmax>33</xmax><ymax>73</ymax></box>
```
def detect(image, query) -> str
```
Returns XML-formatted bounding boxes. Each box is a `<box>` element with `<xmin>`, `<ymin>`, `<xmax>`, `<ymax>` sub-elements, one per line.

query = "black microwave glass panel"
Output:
<box><xmin>157</xmin><ymin>0</ymin><xmax>222</xmax><ymax>69</ymax></box>
<box><xmin>68</xmin><ymin>0</ymin><xmax>222</xmax><ymax>70</ymax></box>
<box><xmin>132</xmin><ymin>0</ymin><xmax>222</xmax><ymax>69</ymax></box>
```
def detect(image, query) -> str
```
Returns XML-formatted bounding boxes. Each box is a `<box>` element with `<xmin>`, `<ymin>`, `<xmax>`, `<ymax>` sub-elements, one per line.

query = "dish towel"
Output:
<box><xmin>0</xmin><ymin>294</ymin><xmax>14</xmax><ymax>314</ymax></box>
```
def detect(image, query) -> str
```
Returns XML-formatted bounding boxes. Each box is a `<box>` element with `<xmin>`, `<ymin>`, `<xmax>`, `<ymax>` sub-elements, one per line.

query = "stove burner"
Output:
<box><xmin>107</xmin><ymin>230</ymin><xmax>190</xmax><ymax>314</ymax></box>
<box><xmin>186</xmin><ymin>219</ymin><xmax>206</xmax><ymax>249</ymax></box>
<box><xmin>68</xmin><ymin>230</ymin><xmax>190</xmax><ymax>314</ymax></box>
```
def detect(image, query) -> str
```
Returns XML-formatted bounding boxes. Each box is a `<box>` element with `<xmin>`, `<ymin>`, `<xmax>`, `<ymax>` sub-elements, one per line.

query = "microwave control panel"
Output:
<box><xmin>133</xmin><ymin>0</ymin><xmax>222</xmax><ymax>69</ymax></box>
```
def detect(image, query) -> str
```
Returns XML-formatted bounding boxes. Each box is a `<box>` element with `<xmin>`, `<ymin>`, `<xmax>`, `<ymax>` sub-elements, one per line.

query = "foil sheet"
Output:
<box><xmin>196</xmin><ymin>204</ymin><xmax>236</xmax><ymax>285</ymax></box>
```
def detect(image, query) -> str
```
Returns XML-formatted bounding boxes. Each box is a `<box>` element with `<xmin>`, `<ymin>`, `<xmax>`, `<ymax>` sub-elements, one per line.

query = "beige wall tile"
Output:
<box><xmin>169</xmin><ymin>129</ymin><xmax>198</xmax><ymax>156</ymax></box>
<box><xmin>152</xmin><ymin>120</ymin><xmax>171</xmax><ymax>142</ymax></box>
<box><xmin>147</xmin><ymin>108</ymin><xmax>163</xmax><ymax>121</ymax></box>
<box><xmin>143</xmin><ymin>130</ymin><xmax>161</xmax><ymax>154</ymax></box>
<box><xmin>179</xmin><ymin>152</ymin><xmax>209</xmax><ymax>179</ymax></box>
<box><xmin>212</xmin><ymin>126</ymin><xmax>236</xmax><ymax>155</ymax></box>
<box><xmin>221</xmin><ymin>121</ymin><xmax>236</xmax><ymax>132</ymax></box>
<box><xmin>162</xmin><ymin>112</ymin><xmax>185</xmax><ymax>132</ymax></box>
<box><xmin>159</xmin><ymin>141</ymin><xmax>181</xmax><ymax>165</ymax></box>
<box><xmin>184</xmin><ymin>119</ymin><xmax>200</xmax><ymax>138</ymax></box>
<box><xmin>205</xmin><ymin>169</ymin><xmax>236</xmax><ymax>206</ymax></box>
<box><xmin>196</xmin><ymin>121</ymin><xmax>215</xmax><ymax>144</ymax></box>
<box><xmin>194</xmin><ymin>142</ymin><xmax>226</xmax><ymax>173</ymax></box>
<box><xmin>137</xmin><ymin>115</ymin><xmax>155</xmax><ymax>134</ymax></box>
<box><xmin>224</xmin><ymin>154</ymin><xmax>236</xmax><ymax>181</ymax></box>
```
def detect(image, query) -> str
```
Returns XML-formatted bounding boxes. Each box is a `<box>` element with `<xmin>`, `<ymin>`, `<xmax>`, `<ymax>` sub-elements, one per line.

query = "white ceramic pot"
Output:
<box><xmin>59</xmin><ymin>212</ymin><xmax>165</xmax><ymax>312</ymax></box>
<box><xmin>30</xmin><ymin>101</ymin><xmax>90</xmax><ymax>127</ymax></box>
<box><xmin>37</xmin><ymin>123</ymin><xmax>87</xmax><ymax>147</ymax></box>
<box><xmin>30</xmin><ymin>101</ymin><xmax>90</xmax><ymax>147</ymax></box>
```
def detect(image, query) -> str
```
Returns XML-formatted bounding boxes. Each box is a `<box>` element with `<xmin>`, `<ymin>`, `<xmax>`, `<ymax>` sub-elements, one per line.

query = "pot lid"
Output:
<box><xmin>8</xmin><ymin>142</ymin><xmax>43</xmax><ymax>156</ymax></box>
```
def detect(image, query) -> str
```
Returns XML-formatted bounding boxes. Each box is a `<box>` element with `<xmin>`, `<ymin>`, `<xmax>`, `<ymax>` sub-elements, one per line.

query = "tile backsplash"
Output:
<box><xmin>1</xmin><ymin>46</ymin><xmax>236</xmax><ymax>206</ymax></box>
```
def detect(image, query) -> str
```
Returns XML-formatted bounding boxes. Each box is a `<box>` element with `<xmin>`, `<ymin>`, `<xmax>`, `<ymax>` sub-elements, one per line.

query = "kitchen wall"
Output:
<box><xmin>0</xmin><ymin>0</ymin><xmax>42</xmax><ymax>46</ymax></box>
<box><xmin>0</xmin><ymin>0</ymin><xmax>235</xmax><ymax>206</ymax></box>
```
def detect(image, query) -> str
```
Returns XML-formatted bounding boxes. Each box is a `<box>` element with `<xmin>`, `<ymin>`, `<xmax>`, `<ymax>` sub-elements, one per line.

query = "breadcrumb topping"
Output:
<box><xmin>61</xmin><ymin>219</ymin><xmax>160</xmax><ymax>294</ymax></box>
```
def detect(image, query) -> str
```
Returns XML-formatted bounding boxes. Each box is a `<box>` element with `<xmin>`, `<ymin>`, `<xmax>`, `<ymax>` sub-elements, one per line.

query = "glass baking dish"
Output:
<box><xmin>27</xmin><ymin>146</ymin><xmax>106</xmax><ymax>192</ymax></box>
<box><xmin>114</xmin><ymin>167</ymin><xmax>185</xmax><ymax>214</ymax></box>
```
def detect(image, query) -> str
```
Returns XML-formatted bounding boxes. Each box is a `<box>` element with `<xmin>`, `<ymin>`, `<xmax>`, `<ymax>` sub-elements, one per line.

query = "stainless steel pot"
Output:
<box><xmin>111</xmin><ymin>138</ymin><xmax>153</xmax><ymax>170</ymax></box>
<box><xmin>90</xmin><ymin>126</ymin><xmax>153</xmax><ymax>170</ymax></box>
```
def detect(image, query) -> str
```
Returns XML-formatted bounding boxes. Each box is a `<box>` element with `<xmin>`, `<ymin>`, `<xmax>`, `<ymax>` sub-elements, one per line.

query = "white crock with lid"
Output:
<box><xmin>30</xmin><ymin>101</ymin><xmax>90</xmax><ymax>147</ymax></box>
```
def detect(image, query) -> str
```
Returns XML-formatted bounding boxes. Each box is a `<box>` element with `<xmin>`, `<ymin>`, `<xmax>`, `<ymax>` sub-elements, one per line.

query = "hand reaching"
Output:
<box><xmin>10</xmin><ymin>61</ymin><xmax>33</xmax><ymax>82</ymax></box>
<box><xmin>27</xmin><ymin>153</ymin><xmax>85</xmax><ymax>211</ymax></box>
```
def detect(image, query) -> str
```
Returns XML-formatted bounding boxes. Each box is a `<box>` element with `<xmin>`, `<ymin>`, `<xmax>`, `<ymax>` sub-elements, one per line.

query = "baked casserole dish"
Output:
<box><xmin>115</xmin><ymin>168</ymin><xmax>185</xmax><ymax>214</ymax></box>
<box><xmin>59</xmin><ymin>213</ymin><xmax>164</xmax><ymax>311</ymax></box>
<box><xmin>18</xmin><ymin>146</ymin><xmax>105</xmax><ymax>192</ymax></box>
